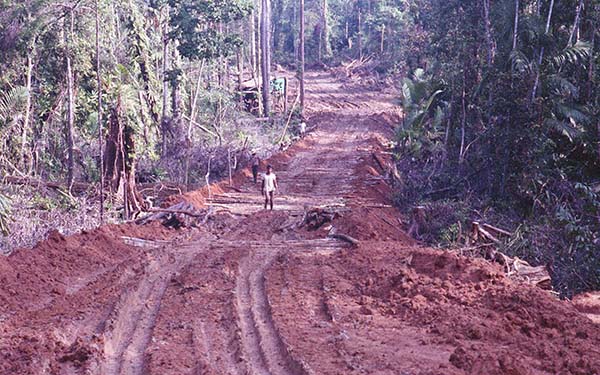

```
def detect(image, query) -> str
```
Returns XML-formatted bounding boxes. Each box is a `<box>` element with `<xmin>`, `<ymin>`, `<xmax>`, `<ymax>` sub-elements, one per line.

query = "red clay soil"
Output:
<box><xmin>1</xmin><ymin>71</ymin><xmax>599</xmax><ymax>375</ymax></box>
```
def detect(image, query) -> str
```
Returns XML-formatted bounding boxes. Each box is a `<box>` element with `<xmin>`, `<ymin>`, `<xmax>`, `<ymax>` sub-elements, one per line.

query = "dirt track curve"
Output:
<box><xmin>1</xmin><ymin>72</ymin><xmax>600</xmax><ymax>375</ymax></box>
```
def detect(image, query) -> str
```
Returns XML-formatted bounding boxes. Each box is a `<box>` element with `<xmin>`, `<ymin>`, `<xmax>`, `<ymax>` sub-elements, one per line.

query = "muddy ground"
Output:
<box><xmin>1</xmin><ymin>72</ymin><xmax>599</xmax><ymax>375</ymax></box>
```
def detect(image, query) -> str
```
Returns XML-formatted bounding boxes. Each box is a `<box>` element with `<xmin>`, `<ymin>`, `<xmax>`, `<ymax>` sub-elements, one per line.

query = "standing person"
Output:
<box><xmin>251</xmin><ymin>152</ymin><xmax>260</xmax><ymax>183</ymax></box>
<box><xmin>299</xmin><ymin>120</ymin><xmax>307</xmax><ymax>138</ymax></box>
<box><xmin>261</xmin><ymin>165</ymin><xmax>278</xmax><ymax>210</ymax></box>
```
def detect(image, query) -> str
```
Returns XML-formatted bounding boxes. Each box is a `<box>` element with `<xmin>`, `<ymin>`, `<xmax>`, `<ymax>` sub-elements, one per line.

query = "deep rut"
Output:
<box><xmin>100</xmin><ymin>244</ymin><xmax>207</xmax><ymax>375</ymax></box>
<box><xmin>236</xmin><ymin>249</ymin><xmax>310</xmax><ymax>375</ymax></box>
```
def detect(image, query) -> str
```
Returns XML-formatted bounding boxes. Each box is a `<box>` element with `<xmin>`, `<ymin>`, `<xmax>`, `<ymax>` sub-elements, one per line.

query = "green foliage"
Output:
<box><xmin>0</xmin><ymin>85</ymin><xmax>27</xmax><ymax>126</ymax></box>
<box><xmin>168</xmin><ymin>0</ymin><xmax>251</xmax><ymax>59</ymax></box>
<box><xmin>397</xmin><ymin>68</ymin><xmax>447</xmax><ymax>157</ymax></box>
<box><xmin>391</xmin><ymin>0</ymin><xmax>600</xmax><ymax>295</ymax></box>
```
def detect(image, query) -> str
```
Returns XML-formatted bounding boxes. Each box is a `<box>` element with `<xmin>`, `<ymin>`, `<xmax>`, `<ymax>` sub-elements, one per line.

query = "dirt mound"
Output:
<box><xmin>266</xmin><ymin>242</ymin><xmax>600</xmax><ymax>374</ymax></box>
<box><xmin>572</xmin><ymin>292</ymin><xmax>600</xmax><ymax>324</ymax></box>
<box><xmin>0</xmin><ymin>222</ymin><xmax>175</xmax><ymax>374</ymax></box>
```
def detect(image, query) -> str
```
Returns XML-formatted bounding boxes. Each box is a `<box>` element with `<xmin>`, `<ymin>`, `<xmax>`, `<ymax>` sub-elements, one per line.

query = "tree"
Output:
<box><xmin>299</xmin><ymin>0</ymin><xmax>305</xmax><ymax>112</ymax></box>
<box><xmin>260</xmin><ymin>0</ymin><xmax>271</xmax><ymax>116</ymax></box>
<box><xmin>95</xmin><ymin>0</ymin><xmax>104</xmax><ymax>223</ymax></box>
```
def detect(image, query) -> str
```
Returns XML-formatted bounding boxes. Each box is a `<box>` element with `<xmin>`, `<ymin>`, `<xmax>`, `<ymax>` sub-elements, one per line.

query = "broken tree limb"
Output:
<box><xmin>278</xmin><ymin>90</ymin><xmax>301</xmax><ymax>145</ymax></box>
<box><xmin>470</xmin><ymin>221</ymin><xmax>511</xmax><ymax>245</ymax></box>
<box><xmin>298</xmin><ymin>206</ymin><xmax>341</xmax><ymax>230</ymax></box>
<box><xmin>481</xmin><ymin>223</ymin><xmax>512</xmax><ymax>237</ymax></box>
<box><xmin>328</xmin><ymin>231</ymin><xmax>360</xmax><ymax>246</ymax></box>
<box><xmin>478</xmin><ymin>226</ymin><xmax>500</xmax><ymax>244</ymax></box>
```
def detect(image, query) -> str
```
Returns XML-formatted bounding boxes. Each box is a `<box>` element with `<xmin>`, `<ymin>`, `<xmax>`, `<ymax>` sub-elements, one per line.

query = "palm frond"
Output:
<box><xmin>544</xmin><ymin>118</ymin><xmax>584</xmax><ymax>142</ymax></box>
<box><xmin>554</xmin><ymin>102</ymin><xmax>590</xmax><ymax>125</ymax></box>
<box><xmin>0</xmin><ymin>192</ymin><xmax>11</xmax><ymax>236</ymax></box>
<box><xmin>546</xmin><ymin>74</ymin><xmax>579</xmax><ymax>99</ymax></box>
<box><xmin>0</xmin><ymin>85</ymin><xmax>27</xmax><ymax>126</ymax></box>
<box><xmin>551</xmin><ymin>41</ymin><xmax>591</xmax><ymax>69</ymax></box>
<box><xmin>509</xmin><ymin>50</ymin><xmax>533</xmax><ymax>74</ymax></box>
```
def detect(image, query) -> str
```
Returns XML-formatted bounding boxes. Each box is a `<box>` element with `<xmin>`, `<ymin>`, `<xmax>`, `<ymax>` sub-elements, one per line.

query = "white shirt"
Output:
<box><xmin>263</xmin><ymin>173</ymin><xmax>277</xmax><ymax>192</ymax></box>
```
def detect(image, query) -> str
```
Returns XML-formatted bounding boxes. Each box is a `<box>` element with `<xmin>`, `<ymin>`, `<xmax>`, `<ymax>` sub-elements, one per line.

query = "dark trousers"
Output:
<box><xmin>252</xmin><ymin>165</ymin><xmax>259</xmax><ymax>183</ymax></box>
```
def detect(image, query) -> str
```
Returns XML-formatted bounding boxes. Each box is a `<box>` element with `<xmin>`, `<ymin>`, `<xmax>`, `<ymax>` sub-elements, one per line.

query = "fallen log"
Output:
<box><xmin>146</xmin><ymin>207</ymin><xmax>204</xmax><ymax>217</ymax></box>
<box><xmin>328</xmin><ymin>231</ymin><xmax>360</xmax><ymax>246</ymax></box>
<box><xmin>121</xmin><ymin>236</ymin><xmax>169</xmax><ymax>249</ymax></box>
<box><xmin>2</xmin><ymin>175</ymin><xmax>90</xmax><ymax>193</ymax></box>
<box><xmin>136</xmin><ymin>201</ymin><xmax>203</xmax><ymax>227</ymax></box>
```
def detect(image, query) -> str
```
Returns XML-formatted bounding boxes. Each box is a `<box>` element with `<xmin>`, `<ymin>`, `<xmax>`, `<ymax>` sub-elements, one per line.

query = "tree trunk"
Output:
<box><xmin>161</xmin><ymin>8</ymin><xmax>170</xmax><ymax>157</ymax></box>
<box><xmin>512</xmin><ymin>0</ymin><xmax>519</xmax><ymax>51</ymax></box>
<box><xmin>318</xmin><ymin>26</ymin><xmax>323</xmax><ymax>63</ymax></box>
<box><xmin>96</xmin><ymin>0</ymin><xmax>104</xmax><ymax>223</ymax></box>
<box><xmin>22</xmin><ymin>51</ymin><xmax>33</xmax><ymax>172</ymax></box>
<box><xmin>357</xmin><ymin>5</ymin><xmax>363</xmax><ymax>58</ymax></box>
<box><xmin>459</xmin><ymin>75</ymin><xmax>467</xmax><ymax>165</ymax></box>
<box><xmin>22</xmin><ymin>10</ymin><xmax>34</xmax><ymax>173</ymax></box>
<box><xmin>345</xmin><ymin>20</ymin><xmax>350</xmax><ymax>49</ymax></box>
<box><xmin>260</xmin><ymin>0</ymin><xmax>271</xmax><ymax>116</ymax></box>
<box><xmin>218</xmin><ymin>21</ymin><xmax>224</xmax><ymax>86</ymax></box>
<box><xmin>323</xmin><ymin>0</ymin><xmax>330</xmax><ymax>57</ymax></box>
<box><xmin>185</xmin><ymin>61</ymin><xmax>205</xmax><ymax>188</ymax></box>
<box><xmin>380</xmin><ymin>24</ymin><xmax>385</xmax><ymax>54</ymax></box>
<box><xmin>253</xmin><ymin>2</ymin><xmax>260</xmax><ymax>77</ymax></box>
<box><xmin>66</xmin><ymin>9</ymin><xmax>75</xmax><ymax>190</ymax></box>
<box><xmin>299</xmin><ymin>0</ymin><xmax>305</xmax><ymax>112</ymax></box>
<box><xmin>597</xmin><ymin>121</ymin><xmax>600</xmax><ymax>166</ymax></box>
<box><xmin>531</xmin><ymin>0</ymin><xmax>554</xmax><ymax>101</ymax></box>
<box><xmin>237</xmin><ymin>23</ymin><xmax>244</xmax><ymax>91</ymax></box>
<box><xmin>104</xmin><ymin>98</ymin><xmax>146</xmax><ymax>218</ymax></box>
<box><xmin>567</xmin><ymin>0</ymin><xmax>584</xmax><ymax>46</ymax></box>
<box><xmin>292</xmin><ymin>0</ymin><xmax>298</xmax><ymax>59</ymax></box>
<box><xmin>250</xmin><ymin>7</ymin><xmax>257</xmax><ymax>75</ymax></box>
<box><xmin>482</xmin><ymin>0</ymin><xmax>495</xmax><ymax>66</ymax></box>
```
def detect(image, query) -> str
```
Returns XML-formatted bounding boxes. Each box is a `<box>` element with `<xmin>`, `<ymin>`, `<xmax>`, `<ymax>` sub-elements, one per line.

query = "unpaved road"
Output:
<box><xmin>1</xmin><ymin>72</ymin><xmax>600</xmax><ymax>375</ymax></box>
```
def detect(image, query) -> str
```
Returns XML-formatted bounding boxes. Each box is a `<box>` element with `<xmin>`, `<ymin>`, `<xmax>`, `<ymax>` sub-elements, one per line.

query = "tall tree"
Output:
<box><xmin>299</xmin><ymin>0</ymin><xmax>305</xmax><ymax>112</ymax></box>
<box><xmin>96</xmin><ymin>0</ymin><xmax>104</xmax><ymax>223</ymax></box>
<box><xmin>260</xmin><ymin>0</ymin><xmax>271</xmax><ymax>116</ymax></box>
<box><xmin>65</xmin><ymin>6</ymin><xmax>75</xmax><ymax>190</ymax></box>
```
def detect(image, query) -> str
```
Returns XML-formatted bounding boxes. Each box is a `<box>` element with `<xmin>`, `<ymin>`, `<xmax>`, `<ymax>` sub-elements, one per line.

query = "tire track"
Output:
<box><xmin>236</xmin><ymin>249</ymin><xmax>310</xmax><ymax>375</ymax></box>
<box><xmin>99</xmin><ymin>244</ymin><xmax>206</xmax><ymax>375</ymax></box>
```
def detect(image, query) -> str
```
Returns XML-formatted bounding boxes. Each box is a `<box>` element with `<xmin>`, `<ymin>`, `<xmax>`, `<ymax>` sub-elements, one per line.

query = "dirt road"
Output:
<box><xmin>1</xmin><ymin>72</ymin><xmax>599</xmax><ymax>375</ymax></box>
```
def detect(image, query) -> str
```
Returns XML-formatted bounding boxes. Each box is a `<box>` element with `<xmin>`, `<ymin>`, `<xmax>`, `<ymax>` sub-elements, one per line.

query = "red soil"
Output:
<box><xmin>0</xmin><ymin>71</ymin><xmax>598</xmax><ymax>375</ymax></box>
